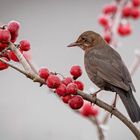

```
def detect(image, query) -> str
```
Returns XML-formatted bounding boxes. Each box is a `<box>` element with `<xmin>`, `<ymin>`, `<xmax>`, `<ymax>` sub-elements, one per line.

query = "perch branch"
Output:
<box><xmin>1</xmin><ymin>57</ymin><xmax>140</xmax><ymax>139</ymax></box>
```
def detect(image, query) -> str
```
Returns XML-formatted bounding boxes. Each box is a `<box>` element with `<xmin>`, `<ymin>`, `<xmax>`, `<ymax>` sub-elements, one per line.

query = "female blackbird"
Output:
<box><xmin>68</xmin><ymin>31</ymin><xmax>140</xmax><ymax>122</ymax></box>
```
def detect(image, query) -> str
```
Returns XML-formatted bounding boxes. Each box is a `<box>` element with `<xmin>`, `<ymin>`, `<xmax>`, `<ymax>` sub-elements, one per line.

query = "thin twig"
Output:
<box><xmin>0</xmin><ymin>58</ymin><xmax>27</xmax><ymax>76</ymax></box>
<box><xmin>0</xmin><ymin>57</ymin><xmax>46</xmax><ymax>84</ymax></box>
<box><xmin>9</xmin><ymin>42</ymin><xmax>33</xmax><ymax>73</ymax></box>
<box><xmin>89</xmin><ymin>117</ymin><xmax>105</xmax><ymax>140</ymax></box>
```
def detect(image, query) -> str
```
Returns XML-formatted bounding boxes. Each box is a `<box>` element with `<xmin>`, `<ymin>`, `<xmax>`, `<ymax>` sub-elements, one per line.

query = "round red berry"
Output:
<box><xmin>62</xmin><ymin>95</ymin><xmax>72</xmax><ymax>104</ymax></box>
<box><xmin>47</xmin><ymin>74</ymin><xmax>61</xmax><ymax>89</ymax></box>
<box><xmin>38</xmin><ymin>68</ymin><xmax>49</xmax><ymax>80</ymax></box>
<box><xmin>68</xmin><ymin>95</ymin><xmax>84</xmax><ymax>110</ymax></box>
<box><xmin>103</xmin><ymin>33</ymin><xmax>112</xmax><ymax>44</ymax></box>
<box><xmin>62</xmin><ymin>77</ymin><xmax>73</xmax><ymax>86</ymax></box>
<box><xmin>10</xmin><ymin>31</ymin><xmax>18</xmax><ymax>43</ymax></box>
<box><xmin>98</xmin><ymin>15</ymin><xmax>109</xmax><ymax>27</ymax></box>
<box><xmin>55</xmin><ymin>84</ymin><xmax>66</xmax><ymax>97</ymax></box>
<box><xmin>74</xmin><ymin>81</ymin><xmax>84</xmax><ymax>91</ymax></box>
<box><xmin>117</xmin><ymin>24</ymin><xmax>132</xmax><ymax>36</ymax></box>
<box><xmin>66</xmin><ymin>83</ymin><xmax>78</xmax><ymax>95</ymax></box>
<box><xmin>0</xmin><ymin>42</ymin><xmax>8</xmax><ymax>52</ymax></box>
<box><xmin>7</xmin><ymin>20</ymin><xmax>20</xmax><ymax>33</ymax></box>
<box><xmin>8</xmin><ymin>50</ymin><xmax>19</xmax><ymax>62</ymax></box>
<box><xmin>91</xmin><ymin>106</ymin><xmax>99</xmax><ymax>117</ymax></box>
<box><xmin>103</xmin><ymin>3</ymin><xmax>117</xmax><ymax>14</ymax></box>
<box><xmin>70</xmin><ymin>65</ymin><xmax>82</xmax><ymax>79</ymax></box>
<box><xmin>131</xmin><ymin>8</ymin><xmax>140</xmax><ymax>19</ymax></box>
<box><xmin>122</xmin><ymin>4</ymin><xmax>132</xmax><ymax>17</ymax></box>
<box><xmin>80</xmin><ymin>102</ymin><xmax>99</xmax><ymax>117</ymax></box>
<box><xmin>80</xmin><ymin>102</ymin><xmax>93</xmax><ymax>116</ymax></box>
<box><xmin>132</xmin><ymin>0</ymin><xmax>140</xmax><ymax>7</ymax></box>
<box><xmin>0</xmin><ymin>52</ymin><xmax>10</xmax><ymax>61</ymax></box>
<box><xmin>0</xmin><ymin>57</ymin><xmax>9</xmax><ymax>70</ymax></box>
<box><xmin>20</xmin><ymin>40</ymin><xmax>31</xmax><ymax>51</ymax></box>
<box><xmin>0</xmin><ymin>29</ymin><xmax>11</xmax><ymax>43</ymax></box>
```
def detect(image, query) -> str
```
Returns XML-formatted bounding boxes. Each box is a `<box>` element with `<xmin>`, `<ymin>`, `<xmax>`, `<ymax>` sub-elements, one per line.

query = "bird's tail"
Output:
<box><xmin>116</xmin><ymin>89</ymin><xmax>140</xmax><ymax>123</ymax></box>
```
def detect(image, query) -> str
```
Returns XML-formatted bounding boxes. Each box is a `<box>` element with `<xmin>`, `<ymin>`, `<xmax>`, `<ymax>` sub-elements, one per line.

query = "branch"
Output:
<box><xmin>9</xmin><ymin>42</ymin><xmax>33</xmax><ymax>73</ymax></box>
<box><xmin>0</xmin><ymin>57</ymin><xmax>46</xmax><ymax>84</ymax></box>
<box><xmin>77</xmin><ymin>90</ymin><xmax>140</xmax><ymax>140</ymax></box>
<box><xmin>1</xmin><ymin>58</ymin><xmax>139</xmax><ymax>139</ymax></box>
<box><xmin>74</xmin><ymin>109</ymin><xmax>105</xmax><ymax>140</ymax></box>
<box><xmin>89</xmin><ymin>117</ymin><xmax>105</xmax><ymax>140</ymax></box>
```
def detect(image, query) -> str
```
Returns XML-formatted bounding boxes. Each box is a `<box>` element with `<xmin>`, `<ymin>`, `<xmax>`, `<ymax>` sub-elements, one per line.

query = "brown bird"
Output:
<box><xmin>68</xmin><ymin>31</ymin><xmax>140</xmax><ymax>122</ymax></box>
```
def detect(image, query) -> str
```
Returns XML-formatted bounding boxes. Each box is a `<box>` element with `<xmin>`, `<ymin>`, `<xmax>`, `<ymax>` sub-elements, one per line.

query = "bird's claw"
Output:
<box><xmin>110</xmin><ymin>105</ymin><xmax>116</xmax><ymax>118</ymax></box>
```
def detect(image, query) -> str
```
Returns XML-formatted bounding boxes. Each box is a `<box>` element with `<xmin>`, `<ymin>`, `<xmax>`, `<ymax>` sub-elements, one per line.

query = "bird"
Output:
<box><xmin>67</xmin><ymin>31</ymin><xmax>140</xmax><ymax>123</ymax></box>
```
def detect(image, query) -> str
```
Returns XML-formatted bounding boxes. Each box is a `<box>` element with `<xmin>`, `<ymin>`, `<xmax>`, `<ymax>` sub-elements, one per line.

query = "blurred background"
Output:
<box><xmin>0</xmin><ymin>0</ymin><xmax>140</xmax><ymax>139</ymax></box>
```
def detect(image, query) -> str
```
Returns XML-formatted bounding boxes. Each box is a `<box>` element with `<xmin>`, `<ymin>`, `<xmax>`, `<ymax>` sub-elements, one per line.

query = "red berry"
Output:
<box><xmin>10</xmin><ymin>31</ymin><xmax>18</xmax><ymax>43</ymax></box>
<box><xmin>103</xmin><ymin>33</ymin><xmax>112</xmax><ymax>44</ymax></box>
<box><xmin>74</xmin><ymin>81</ymin><xmax>84</xmax><ymax>91</ymax></box>
<box><xmin>0</xmin><ymin>42</ymin><xmax>8</xmax><ymax>52</ymax></box>
<box><xmin>7</xmin><ymin>20</ymin><xmax>20</xmax><ymax>33</ymax></box>
<box><xmin>66</xmin><ymin>83</ymin><xmax>78</xmax><ymax>95</ymax></box>
<box><xmin>103</xmin><ymin>3</ymin><xmax>117</xmax><ymax>14</ymax></box>
<box><xmin>122</xmin><ymin>4</ymin><xmax>132</xmax><ymax>17</ymax></box>
<box><xmin>0</xmin><ymin>57</ymin><xmax>9</xmax><ymax>70</ymax></box>
<box><xmin>0</xmin><ymin>52</ymin><xmax>10</xmax><ymax>61</ymax></box>
<box><xmin>131</xmin><ymin>8</ymin><xmax>140</xmax><ymax>19</ymax></box>
<box><xmin>91</xmin><ymin>106</ymin><xmax>99</xmax><ymax>117</ymax></box>
<box><xmin>98</xmin><ymin>15</ymin><xmax>109</xmax><ymax>27</ymax></box>
<box><xmin>68</xmin><ymin>95</ymin><xmax>84</xmax><ymax>110</ymax></box>
<box><xmin>80</xmin><ymin>102</ymin><xmax>93</xmax><ymax>116</ymax></box>
<box><xmin>47</xmin><ymin>74</ymin><xmax>61</xmax><ymax>89</ymax></box>
<box><xmin>118</xmin><ymin>24</ymin><xmax>132</xmax><ymax>36</ymax></box>
<box><xmin>55</xmin><ymin>84</ymin><xmax>66</xmax><ymax>97</ymax></box>
<box><xmin>62</xmin><ymin>95</ymin><xmax>72</xmax><ymax>104</ymax></box>
<box><xmin>62</xmin><ymin>77</ymin><xmax>73</xmax><ymax>86</ymax></box>
<box><xmin>70</xmin><ymin>65</ymin><xmax>82</xmax><ymax>79</ymax></box>
<box><xmin>8</xmin><ymin>50</ymin><xmax>19</xmax><ymax>62</ymax></box>
<box><xmin>20</xmin><ymin>40</ymin><xmax>31</xmax><ymax>51</ymax></box>
<box><xmin>132</xmin><ymin>0</ymin><xmax>140</xmax><ymax>7</ymax></box>
<box><xmin>0</xmin><ymin>29</ymin><xmax>11</xmax><ymax>43</ymax></box>
<box><xmin>38</xmin><ymin>68</ymin><xmax>49</xmax><ymax>80</ymax></box>
<box><xmin>80</xmin><ymin>102</ymin><xmax>99</xmax><ymax>117</ymax></box>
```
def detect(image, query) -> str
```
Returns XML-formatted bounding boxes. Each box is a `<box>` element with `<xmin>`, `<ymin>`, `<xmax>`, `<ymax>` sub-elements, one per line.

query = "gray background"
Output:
<box><xmin>0</xmin><ymin>0</ymin><xmax>140</xmax><ymax>140</ymax></box>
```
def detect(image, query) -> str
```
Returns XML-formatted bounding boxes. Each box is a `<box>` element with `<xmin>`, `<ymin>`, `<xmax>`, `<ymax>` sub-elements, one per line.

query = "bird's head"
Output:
<box><xmin>67</xmin><ymin>31</ymin><xmax>103</xmax><ymax>50</ymax></box>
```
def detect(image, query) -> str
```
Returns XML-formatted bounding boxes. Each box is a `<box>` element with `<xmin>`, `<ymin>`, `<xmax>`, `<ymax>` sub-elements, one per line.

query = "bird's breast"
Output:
<box><xmin>84</xmin><ymin>51</ymin><xmax>105</xmax><ymax>89</ymax></box>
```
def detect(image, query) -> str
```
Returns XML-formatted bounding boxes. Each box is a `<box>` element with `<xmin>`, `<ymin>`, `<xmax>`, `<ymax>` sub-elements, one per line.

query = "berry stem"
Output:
<box><xmin>9</xmin><ymin>42</ymin><xmax>33</xmax><ymax>73</ymax></box>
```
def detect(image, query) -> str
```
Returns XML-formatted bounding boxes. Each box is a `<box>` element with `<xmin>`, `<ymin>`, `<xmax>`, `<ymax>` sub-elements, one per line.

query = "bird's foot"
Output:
<box><xmin>90</xmin><ymin>89</ymin><xmax>102</xmax><ymax>105</ymax></box>
<box><xmin>90</xmin><ymin>89</ymin><xmax>102</xmax><ymax>97</ymax></box>
<box><xmin>110</xmin><ymin>104</ymin><xmax>116</xmax><ymax>118</ymax></box>
<box><xmin>110</xmin><ymin>93</ymin><xmax>118</xmax><ymax>117</ymax></box>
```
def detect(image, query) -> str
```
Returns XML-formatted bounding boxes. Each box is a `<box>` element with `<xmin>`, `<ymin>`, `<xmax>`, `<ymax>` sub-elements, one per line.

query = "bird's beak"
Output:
<box><xmin>67</xmin><ymin>42</ymin><xmax>81</xmax><ymax>47</ymax></box>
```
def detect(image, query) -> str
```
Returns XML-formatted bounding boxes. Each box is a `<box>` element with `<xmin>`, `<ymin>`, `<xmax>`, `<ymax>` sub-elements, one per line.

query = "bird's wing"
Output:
<box><xmin>88</xmin><ymin>46</ymin><xmax>134</xmax><ymax>91</ymax></box>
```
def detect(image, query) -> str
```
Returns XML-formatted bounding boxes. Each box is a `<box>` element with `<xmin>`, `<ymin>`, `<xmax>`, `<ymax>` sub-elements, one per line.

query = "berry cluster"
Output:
<box><xmin>0</xmin><ymin>21</ymin><xmax>31</xmax><ymax>70</ymax></box>
<box><xmin>39</xmin><ymin>65</ymin><xmax>84</xmax><ymax>109</ymax></box>
<box><xmin>0</xmin><ymin>20</ymin><xmax>99</xmax><ymax>119</ymax></box>
<box><xmin>98</xmin><ymin>0</ymin><xmax>140</xmax><ymax>43</ymax></box>
<box><xmin>38</xmin><ymin>65</ymin><xmax>99</xmax><ymax>117</ymax></box>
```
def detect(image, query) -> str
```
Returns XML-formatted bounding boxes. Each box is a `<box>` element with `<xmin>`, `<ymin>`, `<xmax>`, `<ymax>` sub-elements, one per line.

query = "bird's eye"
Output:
<box><xmin>81</xmin><ymin>37</ymin><xmax>86</xmax><ymax>42</ymax></box>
